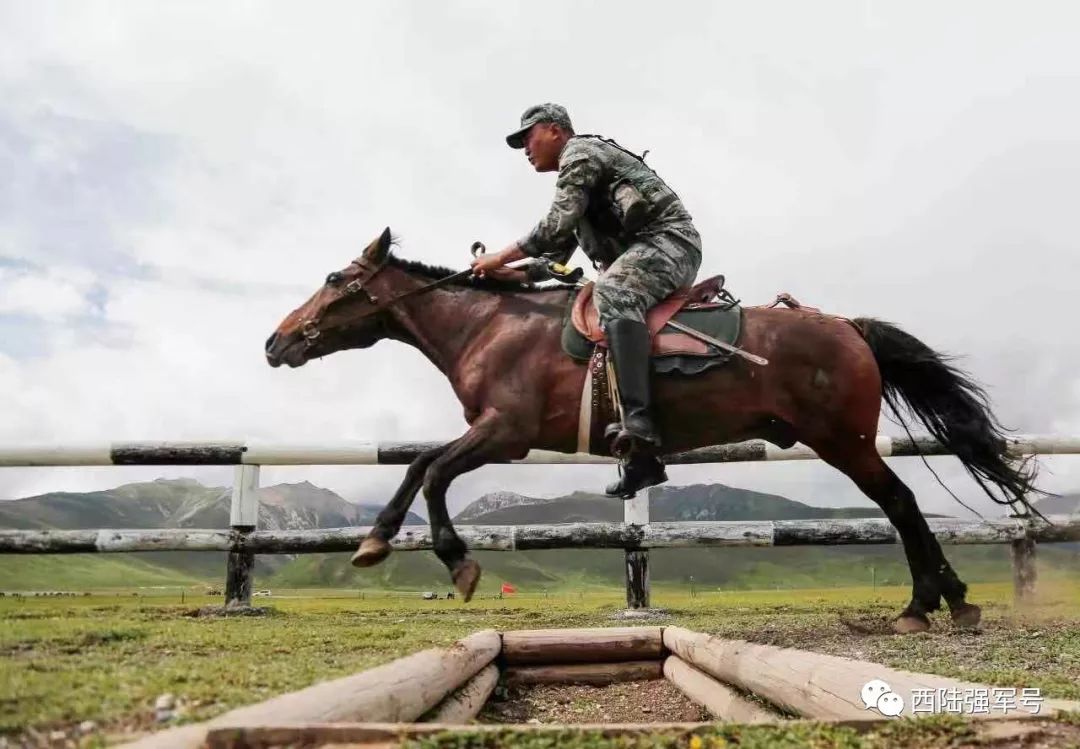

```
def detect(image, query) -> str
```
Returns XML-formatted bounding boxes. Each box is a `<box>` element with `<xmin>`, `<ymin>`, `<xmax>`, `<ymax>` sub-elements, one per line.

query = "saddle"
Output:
<box><xmin>564</xmin><ymin>275</ymin><xmax>742</xmax><ymax>369</ymax></box>
<box><xmin>566</xmin><ymin>275</ymin><xmax>741</xmax><ymax>455</ymax></box>
<box><xmin>564</xmin><ymin>278</ymin><xmax>821</xmax><ymax>455</ymax></box>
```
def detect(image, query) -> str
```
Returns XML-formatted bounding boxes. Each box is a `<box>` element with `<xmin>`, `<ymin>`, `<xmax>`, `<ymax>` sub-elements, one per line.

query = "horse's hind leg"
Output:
<box><xmin>815</xmin><ymin>442</ymin><xmax>978</xmax><ymax>632</ymax></box>
<box><xmin>352</xmin><ymin>445</ymin><xmax>449</xmax><ymax>568</ymax></box>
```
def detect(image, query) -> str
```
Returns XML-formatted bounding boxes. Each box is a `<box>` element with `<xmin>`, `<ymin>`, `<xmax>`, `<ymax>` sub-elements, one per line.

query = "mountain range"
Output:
<box><xmin>0</xmin><ymin>478</ymin><xmax>1075</xmax><ymax>592</ymax></box>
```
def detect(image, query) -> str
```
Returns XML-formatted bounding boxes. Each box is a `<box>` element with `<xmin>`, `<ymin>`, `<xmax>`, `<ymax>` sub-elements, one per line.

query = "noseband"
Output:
<box><xmin>300</xmin><ymin>254</ymin><xmax>388</xmax><ymax>347</ymax></box>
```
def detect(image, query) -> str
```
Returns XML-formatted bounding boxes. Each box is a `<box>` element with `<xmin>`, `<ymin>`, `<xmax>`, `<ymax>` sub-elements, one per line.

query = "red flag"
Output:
<box><xmin>500</xmin><ymin>582</ymin><xmax>517</xmax><ymax>594</ymax></box>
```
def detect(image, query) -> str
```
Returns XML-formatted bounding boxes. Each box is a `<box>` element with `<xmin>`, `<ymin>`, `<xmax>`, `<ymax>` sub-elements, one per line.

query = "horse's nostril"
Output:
<box><xmin>265</xmin><ymin>333</ymin><xmax>279</xmax><ymax>352</ymax></box>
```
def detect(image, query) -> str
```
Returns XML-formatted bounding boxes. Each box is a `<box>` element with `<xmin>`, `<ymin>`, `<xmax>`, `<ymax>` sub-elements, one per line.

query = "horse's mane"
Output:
<box><xmin>388</xmin><ymin>254</ymin><xmax>563</xmax><ymax>294</ymax></box>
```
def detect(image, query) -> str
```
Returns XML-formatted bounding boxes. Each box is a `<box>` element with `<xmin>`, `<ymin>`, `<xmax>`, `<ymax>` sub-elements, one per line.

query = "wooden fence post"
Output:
<box><xmin>624</xmin><ymin>490</ymin><xmax>650</xmax><ymax>609</ymax></box>
<box><xmin>225</xmin><ymin>465</ymin><xmax>260</xmax><ymax>607</ymax></box>
<box><xmin>1010</xmin><ymin>514</ymin><xmax>1037</xmax><ymax>604</ymax></box>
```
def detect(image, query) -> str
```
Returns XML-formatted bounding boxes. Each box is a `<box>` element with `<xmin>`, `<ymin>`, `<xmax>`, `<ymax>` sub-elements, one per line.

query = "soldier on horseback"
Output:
<box><xmin>471</xmin><ymin>103</ymin><xmax>703</xmax><ymax>497</ymax></box>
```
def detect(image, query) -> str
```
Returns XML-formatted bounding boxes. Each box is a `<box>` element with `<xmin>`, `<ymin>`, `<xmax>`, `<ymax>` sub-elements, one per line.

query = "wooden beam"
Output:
<box><xmin>225</xmin><ymin>464</ymin><xmax>260</xmax><ymax>606</ymax></box>
<box><xmin>1011</xmin><ymin>536</ymin><xmax>1037</xmax><ymax>604</ymax></box>
<box><xmin>663</xmin><ymin>656</ymin><xmax>775</xmax><ymax>723</ymax></box>
<box><xmin>663</xmin><ymin>627</ymin><xmax>1080</xmax><ymax>720</ymax></box>
<box><xmin>504</xmin><ymin>660</ymin><xmax>664</xmax><ymax>686</ymax></box>
<box><xmin>223</xmin><ymin>551</ymin><xmax>253</xmax><ymax>607</ymax></box>
<box><xmin>502</xmin><ymin>627</ymin><xmax>664</xmax><ymax>665</ymax></box>
<box><xmin>421</xmin><ymin>663</ymin><xmax>499</xmax><ymax>724</ymax></box>
<box><xmin>625</xmin><ymin>551</ymin><xmax>650</xmax><ymax>609</ymax></box>
<box><xmin>117</xmin><ymin>630</ymin><xmax>501</xmax><ymax>749</ymax></box>
<box><xmin>4</xmin><ymin>516</ymin><xmax>1077</xmax><ymax>554</ymax></box>
<box><xmin>625</xmin><ymin>493</ymin><xmax>650</xmax><ymax>609</ymax></box>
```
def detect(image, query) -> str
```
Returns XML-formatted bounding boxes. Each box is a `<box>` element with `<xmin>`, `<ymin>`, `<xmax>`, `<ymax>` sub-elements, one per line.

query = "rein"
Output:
<box><xmin>301</xmin><ymin>256</ymin><xmax>480</xmax><ymax>348</ymax></box>
<box><xmin>301</xmin><ymin>243</ymin><xmax>571</xmax><ymax>348</ymax></box>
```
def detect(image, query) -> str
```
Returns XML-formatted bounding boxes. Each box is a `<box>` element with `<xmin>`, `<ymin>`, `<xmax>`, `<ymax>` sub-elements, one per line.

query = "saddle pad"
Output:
<box><xmin>561</xmin><ymin>289</ymin><xmax>742</xmax><ymax>376</ymax></box>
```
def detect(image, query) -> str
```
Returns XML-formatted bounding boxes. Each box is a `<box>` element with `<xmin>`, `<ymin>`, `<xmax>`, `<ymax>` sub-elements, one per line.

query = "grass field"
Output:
<box><xmin>2</xmin><ymin>581</ymin><xmax>1079</xmax><ymax>746</ymax></box>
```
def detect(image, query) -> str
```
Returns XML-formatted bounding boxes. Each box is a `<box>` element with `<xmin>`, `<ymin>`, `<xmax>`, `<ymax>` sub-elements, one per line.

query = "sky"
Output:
<box><xmin>2</xmin><ymin>1</ymin><xmax>1079</xmax><ymax>521</ymax></box>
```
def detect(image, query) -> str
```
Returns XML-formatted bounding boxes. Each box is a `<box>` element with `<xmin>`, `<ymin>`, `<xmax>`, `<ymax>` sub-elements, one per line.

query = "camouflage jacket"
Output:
<box><xmin>517</xmin><ymin>135</ymin><xmax>694</xmax><ymax>268</ymax></box>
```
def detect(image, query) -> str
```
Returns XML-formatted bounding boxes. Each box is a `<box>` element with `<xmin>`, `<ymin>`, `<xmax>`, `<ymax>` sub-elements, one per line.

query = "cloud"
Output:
<box><xmin>1</xmin><ymin>2</ymin><xmax>1079</xmax><ymax>522</ymax></box>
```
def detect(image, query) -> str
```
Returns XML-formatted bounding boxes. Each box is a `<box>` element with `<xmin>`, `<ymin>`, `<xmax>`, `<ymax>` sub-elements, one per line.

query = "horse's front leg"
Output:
<box><xmin>421</xmin><ymin>411</ymin><xmax>534</xmax><ymax>601</ymax></box>
<box><xmin>351</xmin><ymin>444</ymin><xmax>450</xmax><ymax>568</ymax></box>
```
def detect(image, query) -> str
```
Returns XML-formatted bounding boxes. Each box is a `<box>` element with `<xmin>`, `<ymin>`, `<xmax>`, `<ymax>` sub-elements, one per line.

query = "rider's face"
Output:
<box><xmin>523</xmin><ymin>123</ymin><xmax>564</xmax><ymax>172</ymax></box>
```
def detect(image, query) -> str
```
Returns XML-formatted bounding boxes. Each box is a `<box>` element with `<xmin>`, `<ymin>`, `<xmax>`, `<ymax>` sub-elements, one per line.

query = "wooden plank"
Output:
<box><xmin>421</xmin><ymin>664</ymin><xmax>499</xmax><ymax>724</ymax></box>
<box><xmin>663</xmin><ymin>627</ymin><xmax>1080</xmax><ymax>720</ymax></box>
<box><xmin>663</xmin><ymin>656</ymin><xmax>775</xmax><ymax>723</ymax></box>
<box><xmin>504</xmin><ymin>660</ymin><xmax>663</xmax><ymax>686</ymax></box>
<box><xmin>3</xmin><ymin>517</ymin><xmax>1078</xmax><ymax>554</ymax></box>
<box><xmin>502</xmin><ymin>627</ymin><xmax>663</xmax><ymax>665</ymax></box>
<box><xmin>117</xmin><ymin>630</ymin><xmax>501</xmax><ymax>749</ymax></box>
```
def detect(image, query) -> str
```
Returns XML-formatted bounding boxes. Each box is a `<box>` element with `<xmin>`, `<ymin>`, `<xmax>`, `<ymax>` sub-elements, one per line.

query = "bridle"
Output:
<box><xmin>301</xmin><ymin>244</ymin><xmax>489</xmax><ymax>349</ymax></box>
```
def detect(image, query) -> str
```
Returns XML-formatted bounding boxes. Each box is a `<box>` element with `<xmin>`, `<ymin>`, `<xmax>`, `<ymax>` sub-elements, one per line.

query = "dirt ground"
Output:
<box><xmin>477</xmin><ymin>680</ymin><xmax>712</xmax><ymax>724</ymax></box>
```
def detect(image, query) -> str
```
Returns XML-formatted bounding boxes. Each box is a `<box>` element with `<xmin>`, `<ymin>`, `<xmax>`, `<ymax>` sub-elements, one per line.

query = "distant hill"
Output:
<box><xmin>453</xmin><ymin>484</ymin><xmax>889</xmax><ymax>524</ymax></box>
<box><xmin>0</xmin><ymin>478</ymin><xmax>425</xmax><ymax>531</ymax></box>
<box><xmin>0</xmin><ymin>478</ymin><xmax>423</xmax><ymax>589</ymax></box>
<box><xmin>2</xmin><ymin>479</ymin><xmax>1075</xmax><ymax>592</ymax></box>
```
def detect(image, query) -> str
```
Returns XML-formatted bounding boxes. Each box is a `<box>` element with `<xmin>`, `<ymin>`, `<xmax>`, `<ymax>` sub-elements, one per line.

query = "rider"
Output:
<box><xmin>471</xmin><ymin>103</ymin><xmax>703</xmax><ymax>497</ymax></box>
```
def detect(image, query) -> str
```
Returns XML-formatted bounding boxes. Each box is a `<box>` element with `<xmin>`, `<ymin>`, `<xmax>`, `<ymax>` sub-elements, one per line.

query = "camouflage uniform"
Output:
<box><xmin>507</xmin><ymin>103</ymin><xmax>700</xmax><ymax>497</ymax></box>
<box><xmin>516</xmin><ymin>135</ymin><xmax>702</xmax><ymax>328</ymax></box>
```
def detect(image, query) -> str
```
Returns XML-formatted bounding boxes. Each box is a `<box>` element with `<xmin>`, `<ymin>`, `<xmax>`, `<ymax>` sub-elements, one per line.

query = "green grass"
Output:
<box><xmin>0</xmin><ymin>554</ymin><xmax>205</xmax><ymax>590</ymax></box>
<box><xmin>1</xmin><ymin>582</ymin><xmax>1078</xmax><ymax>744</ymax></box>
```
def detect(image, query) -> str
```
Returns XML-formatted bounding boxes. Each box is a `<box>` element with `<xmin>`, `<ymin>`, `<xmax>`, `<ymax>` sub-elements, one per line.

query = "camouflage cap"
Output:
<box><xmin>505</xmin><ymin>103</ymin><xmax>573</xmax><ymax>149</ymax></box>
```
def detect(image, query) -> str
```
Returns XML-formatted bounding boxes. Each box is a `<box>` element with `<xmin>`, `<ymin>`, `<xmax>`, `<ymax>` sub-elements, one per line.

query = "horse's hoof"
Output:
<box><xmin>951</xmin><ymin>603</ymin><xmax>982</xmax><ymax>629</ymax></box>
<box><xmin>350</xmin><ymin>537</ymin><xmax>392</xmax><ymax>568</ymax></box>
<box><xmin>893</xmin><ymin>614</ymin><xmax>931</xmax><ymax>634</ymax></box>
<box><xmin>451</xmin><ymin>560</ymin><xmax>482</xmax><ymax>602</ymax></box>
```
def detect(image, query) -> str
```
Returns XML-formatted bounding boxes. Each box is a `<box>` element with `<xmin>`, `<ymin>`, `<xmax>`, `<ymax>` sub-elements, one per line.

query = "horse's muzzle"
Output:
<box><xmin>264</xmin><ymin>332</ymin><xmax>306</xmax><ymax>368</ymax></box>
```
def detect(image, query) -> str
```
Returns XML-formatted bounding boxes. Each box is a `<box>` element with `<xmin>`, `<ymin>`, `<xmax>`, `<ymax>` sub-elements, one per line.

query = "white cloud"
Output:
<box><xmin>0</xmin><ymin>265</ymin><xmax>97</xmax><ymax>320</ymax></box>
<box><xmin>1</xmin><ymin>1</ymin><xmax>1079</xmax><ymax>516</ymax></box>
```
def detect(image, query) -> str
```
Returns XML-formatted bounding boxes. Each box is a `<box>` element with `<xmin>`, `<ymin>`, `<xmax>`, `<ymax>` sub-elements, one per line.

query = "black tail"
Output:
<box><xmin>853</xmin><ymin>317</ymin><xmax>1040</xmax><ymax>516</ymax></box>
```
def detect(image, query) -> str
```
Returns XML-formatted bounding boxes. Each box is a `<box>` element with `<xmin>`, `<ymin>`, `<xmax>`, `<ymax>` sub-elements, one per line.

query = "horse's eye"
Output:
<box><xmin>326</xmin><ymin>272</ymin><xmax>343</xmax><ymax>285</ymax></box>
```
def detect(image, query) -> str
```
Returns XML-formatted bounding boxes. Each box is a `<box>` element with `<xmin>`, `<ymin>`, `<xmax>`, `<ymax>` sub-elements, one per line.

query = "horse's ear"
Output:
<box><xmin>363</xmin><ymin>227</ymin><xmax>393</xmax><ymax>261</ymax></box>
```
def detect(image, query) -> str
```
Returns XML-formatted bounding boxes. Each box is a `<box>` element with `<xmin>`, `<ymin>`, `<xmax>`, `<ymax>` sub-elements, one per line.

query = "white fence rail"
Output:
<box><xmin>2</xmin><ymin>434</ymin><xmax>1079</xmax><ymax>466</ymax></box>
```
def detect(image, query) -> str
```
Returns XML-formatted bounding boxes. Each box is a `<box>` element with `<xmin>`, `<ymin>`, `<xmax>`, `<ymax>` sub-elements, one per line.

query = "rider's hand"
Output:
<box><xmin>470</xmin><ymin>244</ymin><xmax>520</xmax><ymax>277</ymax></box>
<box><xmin>470</xmin><ymin>253</ymin><xmax>505</xmax><ymax>277</ymax></box>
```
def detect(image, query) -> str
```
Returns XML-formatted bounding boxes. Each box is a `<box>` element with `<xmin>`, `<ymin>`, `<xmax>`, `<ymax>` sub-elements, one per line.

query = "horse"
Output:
<box><xmin>265</xmin><ymin>228</ymin><xmax>1038</xmax><ymax>633</ymax></box>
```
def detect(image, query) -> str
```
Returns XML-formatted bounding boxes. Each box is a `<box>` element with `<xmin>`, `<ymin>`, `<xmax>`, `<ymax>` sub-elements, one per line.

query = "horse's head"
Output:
<box><xmin>265</xmin><ymin>228</ymin><xmax>394</xmax><ymax>368</ymax></box>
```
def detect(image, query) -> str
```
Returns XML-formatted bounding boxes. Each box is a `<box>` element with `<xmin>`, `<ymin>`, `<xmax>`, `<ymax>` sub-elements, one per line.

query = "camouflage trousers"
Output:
<box><xmin>594</xmin><ymin>223</ymin><xmax>702</xmax><ymax>328</ymax></box>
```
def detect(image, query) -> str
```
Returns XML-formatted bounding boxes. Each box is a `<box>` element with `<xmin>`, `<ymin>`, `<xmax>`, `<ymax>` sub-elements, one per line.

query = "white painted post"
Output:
<box><xmin>230</xmin><ymin>465</ymin><xmax>261</xmax><ymax>528</ymax></box>
<box><xmin>624</xmin><ymin>490</ymin><xmax>650</xmax><ymax>609</ymax></box>
<box><xmin>225</xmin><ymin>465</ymin><xmax>260</xmax><ymax>606</ymax></box>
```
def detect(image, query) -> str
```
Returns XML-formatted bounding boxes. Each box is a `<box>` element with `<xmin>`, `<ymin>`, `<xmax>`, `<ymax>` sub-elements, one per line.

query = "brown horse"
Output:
<box><xmin>266</xmin><ymin>228</ymin><xmax>1038</xmax><ymax>633</ymax></box>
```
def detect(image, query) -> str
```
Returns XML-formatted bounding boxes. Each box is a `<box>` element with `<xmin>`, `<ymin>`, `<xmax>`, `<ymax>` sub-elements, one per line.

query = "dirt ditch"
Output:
<box><xmin>477</xmin><ymin>680</ymin><xmax>711</xmax><ymax>724</ymax></box>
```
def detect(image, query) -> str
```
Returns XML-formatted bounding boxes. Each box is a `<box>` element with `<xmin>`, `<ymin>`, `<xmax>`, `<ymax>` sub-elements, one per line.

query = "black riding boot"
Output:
<box><xmin>603</xmin><ymin>319</ymin><xmax>668</xmax><ymax>498</ymax></box>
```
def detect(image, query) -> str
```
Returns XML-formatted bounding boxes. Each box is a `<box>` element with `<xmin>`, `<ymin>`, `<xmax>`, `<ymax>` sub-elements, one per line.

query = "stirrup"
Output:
<box><xmin>604</xmin><ymin>455</ymin><xmax>668</xmax><ymax>498</ymax></box>
<box><xmin>605</xmin><ymin>423</ymin><xmax>660</xmax><ymax>459</ymax></box>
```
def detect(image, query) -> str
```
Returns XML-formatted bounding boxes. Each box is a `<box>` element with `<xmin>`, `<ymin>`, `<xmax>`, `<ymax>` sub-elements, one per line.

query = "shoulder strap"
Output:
<box><xmin>573</xmin><ymin>134</ymin><xmax>652</xmax><ymax>165</ymax></box>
